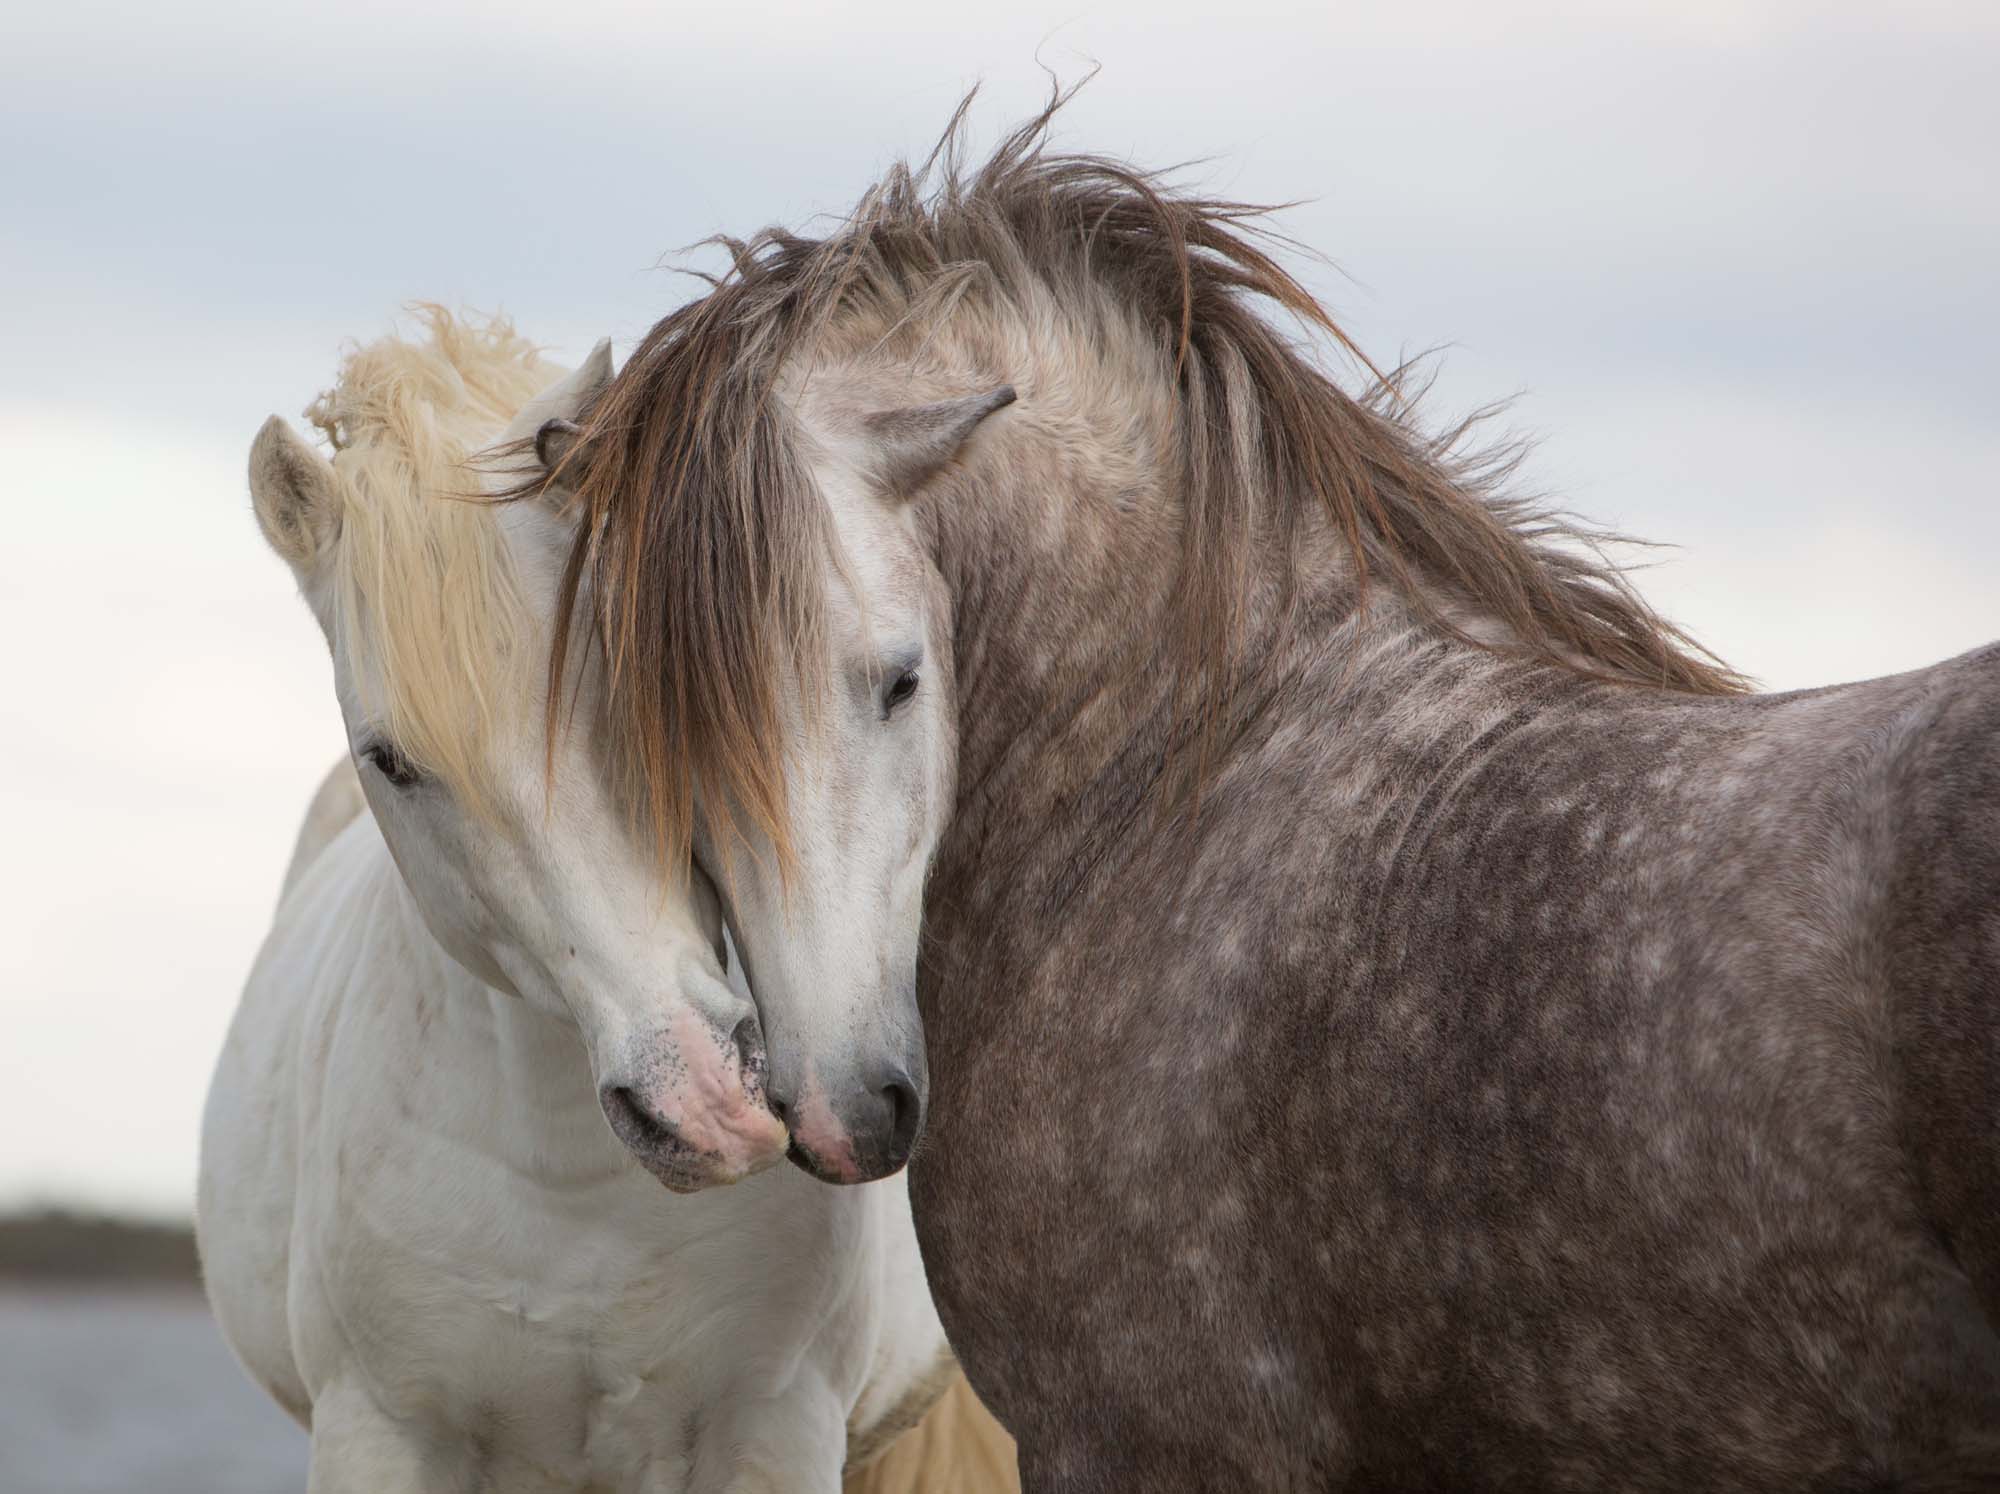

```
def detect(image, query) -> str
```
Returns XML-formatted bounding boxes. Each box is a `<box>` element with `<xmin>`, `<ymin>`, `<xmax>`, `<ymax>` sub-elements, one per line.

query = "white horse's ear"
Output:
<box><xmin>248</xmin><ymin>416</ymin><xmax>342</xmax><ymax>573</ymax></box>
<box><xmin>863</xmin><ymin>385</ymin><xmax>1016</xmax><ymax>497</ymax></box>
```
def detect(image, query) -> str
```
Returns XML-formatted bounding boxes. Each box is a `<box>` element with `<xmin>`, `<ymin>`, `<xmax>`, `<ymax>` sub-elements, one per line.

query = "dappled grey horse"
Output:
<box><xmin>536</xmin><ymin>94</ymin><xmax>2000</xmax><ymax>1491</ymax></box>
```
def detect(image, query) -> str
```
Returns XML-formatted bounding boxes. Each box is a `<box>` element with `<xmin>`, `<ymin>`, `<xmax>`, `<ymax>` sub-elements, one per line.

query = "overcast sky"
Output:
<box><xmin>4</xmin><ymin>0</ymin><xmax>1995</xmax><ymax>1217</ymax></box>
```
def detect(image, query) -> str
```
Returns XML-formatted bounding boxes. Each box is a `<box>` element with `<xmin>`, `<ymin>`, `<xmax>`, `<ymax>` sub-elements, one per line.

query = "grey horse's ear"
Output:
<box><xmin>534</xmin><ymin>417</ymin><xmax>584</xmax><ymax>475</ymax></box>
<box><xmin>863</xmin><ymin>385</ymin><xmax>1015</xmax><ymax>497</ymax></box>
<box><xmin>538</xmin><ymin>338</ymin><xmax>613</xmax><ymax>482</ymax></box>
<box><xmin>499</xmin><ymin>338</ymin><xmax>614</xmax><ymax>486</ymax></box>
<box><xmin>572</xmin><ymin>337</ymin><xmax>614</xmax><ymax>395</ymax></box>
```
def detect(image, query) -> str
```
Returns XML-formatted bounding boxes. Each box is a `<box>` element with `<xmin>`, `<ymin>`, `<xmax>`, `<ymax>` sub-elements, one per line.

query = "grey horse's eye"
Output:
<box><xmin>882</xmin><ymin>669</ymin><xmax>920</xmax><ymax>717</ymax></box>
<box><xmin>362</xmin><ymin>740</ymin><xmax>422</xmax><ymax>790</ymax></box>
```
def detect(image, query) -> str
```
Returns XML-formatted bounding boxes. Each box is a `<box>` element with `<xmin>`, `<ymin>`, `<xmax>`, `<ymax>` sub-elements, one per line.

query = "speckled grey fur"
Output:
<box><xmin>561</xmin><ymin>107</ymin><xmax>2000</xmax><ymax>1488</ymax></box>
<box><xmin>912</xmin><ymin>566</ymin><xmax>2000</xmax><ymax>1490</ymax></box>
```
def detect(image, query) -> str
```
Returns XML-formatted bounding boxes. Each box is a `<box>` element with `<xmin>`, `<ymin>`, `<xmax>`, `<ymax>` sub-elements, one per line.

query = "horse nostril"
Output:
<box><xmin>766</xmin><ymin>1086</ymin><xmax>794</xmax><ymax>1130</ymax></box>
<box><xmin>881</xmin><ymin>1070</ymin><xmax>921</xmax><ymax>1160</ymax></box>
<box><xmin>604</xmin><ymin>1085</ymin><xmax>665</xmax><ymax>1147</ymax></box>
<box><xmin>728</xmin><ymin>1012</ymin><xmax>763</xmax><ymax>1079</ymax></box>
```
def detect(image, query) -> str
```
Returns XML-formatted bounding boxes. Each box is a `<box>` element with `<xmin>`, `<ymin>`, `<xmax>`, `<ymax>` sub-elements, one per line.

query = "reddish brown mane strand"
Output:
<box><xmin>555</xmin><ymin>84</ymin><xmax>1743</xmax><ymax>875</ymax></box>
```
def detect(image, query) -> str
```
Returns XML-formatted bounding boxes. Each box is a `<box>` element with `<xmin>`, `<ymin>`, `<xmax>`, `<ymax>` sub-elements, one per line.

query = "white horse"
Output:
<box><xmin>197</xmin><ymin>311</ymin><xmax>1009</xmax><ymax>1492</ymax></box>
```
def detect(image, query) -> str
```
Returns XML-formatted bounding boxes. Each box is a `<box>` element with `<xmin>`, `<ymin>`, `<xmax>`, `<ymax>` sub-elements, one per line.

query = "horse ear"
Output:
<box><xmin>863</xmin><ymin>385</ymin><xmax>1016</xmax><ymax>497</ymax></box>
<box><xmin>499</xmin><ymin>337</ymin><xmax>615</xmax><ymax>493</ymax></box>
<box><xmin>534</xmin><ymin>417</ymin><xmax>584</xmax><ymax>476</ymax></box>
<box><xmin>248</xmin><ymin>416</ymin><xmax>343</xmax><ymax>574</ymax></box>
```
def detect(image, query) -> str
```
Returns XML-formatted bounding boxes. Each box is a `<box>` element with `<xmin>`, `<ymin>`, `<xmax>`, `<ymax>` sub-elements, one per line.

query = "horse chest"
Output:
<box><xmin>298</xmin><ymin>1140</ymin><xmax>729</xmax><ymax>1461</ymax></box>
<box><xmin>283</xmin><ymin>989</ymin><xmax>871</xmax><ymax>1487</ymax></box>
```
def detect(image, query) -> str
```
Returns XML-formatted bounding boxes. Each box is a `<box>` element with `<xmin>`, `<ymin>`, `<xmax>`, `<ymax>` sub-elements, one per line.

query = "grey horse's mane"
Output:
<box><xmin>541</xmin><ymin>83</ymin><xmax>1743</xmax><ymax>871</ymax></box>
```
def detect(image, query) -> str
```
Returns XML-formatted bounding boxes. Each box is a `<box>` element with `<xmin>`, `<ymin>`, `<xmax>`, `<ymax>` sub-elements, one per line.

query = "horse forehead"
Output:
<box><xmin>816</xmin><ymin>456</ymin><xmax>925</xmax><ymax>634</ymax></box>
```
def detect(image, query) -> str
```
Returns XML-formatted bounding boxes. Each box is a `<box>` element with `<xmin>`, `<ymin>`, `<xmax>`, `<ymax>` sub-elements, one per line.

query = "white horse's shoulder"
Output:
<box><xmin>280</xmin><ymin>756</ymin><xmax>366</xmax><ymax>900</ymax></box>
<box><xmin>199</xmin><ymin>792</ymin><xmax>392</xmax><ymax>1426</ymax></box>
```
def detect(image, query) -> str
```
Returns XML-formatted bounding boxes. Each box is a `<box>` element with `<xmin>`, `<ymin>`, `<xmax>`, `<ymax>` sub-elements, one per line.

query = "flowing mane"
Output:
<box><xmin>306</xmin><ymin>306</ymin><xmax>554</xmax><ymax>810</ymax></box>
<box><xmin>554</xmin><ymin>88</ymin><xmax>1742</xmax><ymax>869</ymax></box>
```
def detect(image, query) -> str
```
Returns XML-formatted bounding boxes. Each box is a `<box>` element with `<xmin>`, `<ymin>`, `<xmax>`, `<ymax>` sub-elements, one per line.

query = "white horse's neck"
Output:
<box><xmin>335</xmin><ymin>820</ymin><xmax>629</xmax><ymax>1188</ymax></box>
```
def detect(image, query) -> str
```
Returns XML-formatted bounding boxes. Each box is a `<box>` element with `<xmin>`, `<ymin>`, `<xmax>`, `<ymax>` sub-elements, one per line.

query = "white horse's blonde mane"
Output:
<box><xmin>305</xmin><ymin>306</ymin><xmax>554</xmax><ymax>812</ymax></box>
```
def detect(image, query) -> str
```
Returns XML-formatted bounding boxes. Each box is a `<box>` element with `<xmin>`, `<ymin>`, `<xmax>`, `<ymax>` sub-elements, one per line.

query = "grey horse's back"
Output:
<box><xmin>1875</xmin><ymin>643</ymin><xmax>2000</xmax><ymax>1340</ymax></box>
<box><xmin>1288</xmin><ymin>653</ymin><xmax>2000</xmax><ymax>1487</ymax></box>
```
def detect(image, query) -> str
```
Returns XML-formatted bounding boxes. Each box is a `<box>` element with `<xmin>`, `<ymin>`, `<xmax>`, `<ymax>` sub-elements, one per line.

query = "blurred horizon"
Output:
<box><xmin>4</xmin><ymin>0</ymin><xmax>1996</xmax><ymax>1220</ymax></box>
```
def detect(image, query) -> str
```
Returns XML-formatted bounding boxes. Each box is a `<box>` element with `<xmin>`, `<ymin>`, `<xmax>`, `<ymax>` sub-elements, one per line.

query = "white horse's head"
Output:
<box><xmin>248</xmin><ymin>312</ymin><xmax>787</xmax><ymax>1190</ymax></box>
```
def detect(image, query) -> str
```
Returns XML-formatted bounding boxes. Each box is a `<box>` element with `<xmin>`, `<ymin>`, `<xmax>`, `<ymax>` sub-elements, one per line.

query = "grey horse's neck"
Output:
<box><xmin>929</xmin><ymin>450</ymin><xmax>1491</xmax><ymax>871</ymax></box>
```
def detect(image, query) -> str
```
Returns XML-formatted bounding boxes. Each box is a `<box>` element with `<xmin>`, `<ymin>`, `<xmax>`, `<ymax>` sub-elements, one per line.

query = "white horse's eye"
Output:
<box><xmin>882</xmin><ymin>669</ymin><xmax>920</xmax><ymax>717</ymax></box>
<box><xmin>362</xmin><ymin>740</ymin><xmax>423</xmax><ymax>789</ymax></box>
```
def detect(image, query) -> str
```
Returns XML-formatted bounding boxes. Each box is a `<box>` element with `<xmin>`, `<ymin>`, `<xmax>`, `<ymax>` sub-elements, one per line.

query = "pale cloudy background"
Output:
<box><xmin>3</xmin><ymin>1</ymin><xmax>1995</xmax><ymax>1217</ymax></box>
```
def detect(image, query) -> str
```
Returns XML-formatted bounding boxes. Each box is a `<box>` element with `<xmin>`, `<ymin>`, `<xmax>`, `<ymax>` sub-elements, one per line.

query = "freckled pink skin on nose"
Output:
<box><xmin>648</xmin><ymin>1005</ymin><xmax>788</xmax><ymax>1177</ymax></box>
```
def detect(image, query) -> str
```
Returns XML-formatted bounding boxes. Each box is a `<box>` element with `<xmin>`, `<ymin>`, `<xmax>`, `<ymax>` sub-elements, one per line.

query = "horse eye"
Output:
<box><xmin>882</xmin><ymin>668</ymin><xmax>920</xmax><ymax>716</ymax></box>
<box><xmin>362</xmin><ymin>741</ymin><xmax>422</xmax><ymax>789</ymax></box>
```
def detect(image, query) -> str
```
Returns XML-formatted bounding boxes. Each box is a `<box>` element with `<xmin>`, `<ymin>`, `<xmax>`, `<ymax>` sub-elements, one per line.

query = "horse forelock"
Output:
<box><xmin>309</xmin><ymin>304</ymin><xmax>554</xmax><ymax>815</ymax></box>
<box><xmin>562</xmin><ymin>80</ymin><xmax>1745</xmax><ymax>876</ymax></box>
